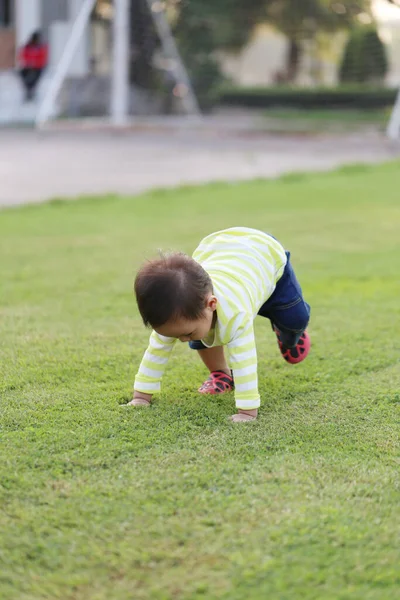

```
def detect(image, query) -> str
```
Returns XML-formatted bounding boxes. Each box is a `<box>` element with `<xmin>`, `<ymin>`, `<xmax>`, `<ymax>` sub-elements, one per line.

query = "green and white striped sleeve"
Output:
<box><xmin>134</xmin><ymin>331</ymin><xmax>176</xmax><ymax>395</ymax></box>
<box><xmin>227</xmin><ymin>317</ymin><xmax>260</xmax><ymax>410</ymax></box>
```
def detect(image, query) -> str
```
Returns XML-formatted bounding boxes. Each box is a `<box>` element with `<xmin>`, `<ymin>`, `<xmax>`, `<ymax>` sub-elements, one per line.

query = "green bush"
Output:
<box><xmin>340</xmin><ymin>26</ymin><xmax>389</xmax><ymax>84</ymax></box>
<box><xmin>219</xmin><ymin>86</ymin><xmax>396</xmax><ymax>109</ymax></box>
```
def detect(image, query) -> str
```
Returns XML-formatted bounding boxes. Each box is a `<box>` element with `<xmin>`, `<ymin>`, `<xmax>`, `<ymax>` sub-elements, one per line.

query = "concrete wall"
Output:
<box><xmin>221</xmin><ymin>25</ymin><xmax>287</xmax><ymax>86</ymax></box>
<box><xmin>41</xmin><ymin>0</ymin><xmax>68</xmax><ymax>42</ymax></box>
<box><xmin>380</xmin><ymin>23</ymin><xmax>400</xmax><ymax>86</ymax></box>
<box><xmin>0</xmin><ymin>28</ymin><xmax>15</xmax><ymax>68</ymax></box>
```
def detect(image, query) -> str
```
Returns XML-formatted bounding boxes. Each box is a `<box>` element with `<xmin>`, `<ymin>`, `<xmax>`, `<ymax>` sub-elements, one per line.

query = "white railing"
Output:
<box><xmin>35</xmin><ymin>0</ymin><xmax>97</xmax><ymax>127</ymax></box>
<box><xmin>36</xmin><ymin>0</ymin><xmax>200</xmax><ymax>127</ymax></box>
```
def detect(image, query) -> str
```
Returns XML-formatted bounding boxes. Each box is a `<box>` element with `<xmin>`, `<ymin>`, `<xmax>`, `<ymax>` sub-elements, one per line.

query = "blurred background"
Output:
<box><xmin>0</xmin><ymin>0</ymin><xmax>400</xmax><ymax>130</ymax></box>
<box><xmin>1</xmin><ymin>0</ymin><xmax>400</xmax><ymax>208</ymax></box>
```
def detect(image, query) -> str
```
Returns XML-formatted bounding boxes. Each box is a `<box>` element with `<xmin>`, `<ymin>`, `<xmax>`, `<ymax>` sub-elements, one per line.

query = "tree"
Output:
<box><xmin>129</xmin><ymin>0</ymin><xmax>159</xmax><ymax>89</ymax></box>
<box><xmin>264</xmin><ymin>0</ymin><xmax>373</xmax><ymax>82</ymax></box>
<box><xmin>93</xmin><ymin>0</ymin><xmax>159</xmax><ymax>89</ymax></box>
<box><xmin>339</xmin><ymin>26</ymin><xmax>388</xmax><ymax>83</ymax></box>
<box><xmin>173</xmin><ymin>0</ymin><xmax>382</xmax><ymax>95</ymax></box>
<box><xmin>93</xmin><ymin>0</ymin><xmax>398</xmax><ymax>104</ymax></box>
<box><xmin>171</xmin><ymin>0</ymin><xmax>270</xmax><ymax>108</ymax></box>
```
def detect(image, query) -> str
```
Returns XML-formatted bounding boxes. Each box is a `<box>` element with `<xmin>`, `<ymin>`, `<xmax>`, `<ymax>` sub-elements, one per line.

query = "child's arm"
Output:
<box><xmin>132</xmin><ymin>330</ymin><xmax>177</xmax><ymax>401</ymax></box>
<box><xmin>227</xmin><ymin>318</ymin><xmax>260</xmax><ymax>412</ymax></box>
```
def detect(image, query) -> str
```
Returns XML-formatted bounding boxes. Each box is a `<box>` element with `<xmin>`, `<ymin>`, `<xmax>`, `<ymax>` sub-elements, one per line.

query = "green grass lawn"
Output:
<box><xmin>262</xmin><ymin>108</ymin><xmax>389</xmax><ymax>133</ymax></box>
<box><xmin>1</xmin><ymin>162</ymin><xmax>400</xmax><ymax>599</ymax></box>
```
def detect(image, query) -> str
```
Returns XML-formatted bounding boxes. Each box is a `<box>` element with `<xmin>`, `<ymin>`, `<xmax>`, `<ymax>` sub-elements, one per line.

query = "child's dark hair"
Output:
<box><xmin>135</xmin><ymin>253</ymin><xmax>213</xmax><ymax>328</ymax></box>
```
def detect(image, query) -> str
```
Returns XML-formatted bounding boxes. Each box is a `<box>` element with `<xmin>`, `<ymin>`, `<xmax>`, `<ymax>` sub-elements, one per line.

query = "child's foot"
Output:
<box><xmin>274</xmin><ymin>327</ymin><xmax>311</xmax><ymax>364</ymax></box>
<box><xmin>198</xmin><ymin>370</ymin><xmax>234</xmax><ymax>394</ymax></box>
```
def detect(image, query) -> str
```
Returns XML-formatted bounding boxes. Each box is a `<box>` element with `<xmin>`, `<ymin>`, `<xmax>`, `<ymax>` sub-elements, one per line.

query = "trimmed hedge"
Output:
<box><xmin>219</xmin><ymin>86</ymin><xmax>397</xmax><ymax>109</ymax></box>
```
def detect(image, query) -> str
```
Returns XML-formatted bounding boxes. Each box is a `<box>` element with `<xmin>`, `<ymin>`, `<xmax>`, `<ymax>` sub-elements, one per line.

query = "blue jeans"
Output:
<box><xmin>189</xmin><ymin>252</ymin><xmax>310</xmax><ymax>351</ymax></box>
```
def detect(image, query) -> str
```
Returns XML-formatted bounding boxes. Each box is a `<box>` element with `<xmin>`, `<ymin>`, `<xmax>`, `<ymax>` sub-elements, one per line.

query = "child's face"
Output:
<box><xmin>154</xmin><ymin>295</ymin><xmax>217</xmax><ymax>342</ymax></box>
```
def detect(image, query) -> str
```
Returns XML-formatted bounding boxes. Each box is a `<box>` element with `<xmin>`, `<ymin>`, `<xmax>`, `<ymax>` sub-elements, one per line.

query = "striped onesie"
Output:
<box><xmin>134</xmin><ymin>227</ymin><xmax>287</xmax><ymax>410</ymax></box>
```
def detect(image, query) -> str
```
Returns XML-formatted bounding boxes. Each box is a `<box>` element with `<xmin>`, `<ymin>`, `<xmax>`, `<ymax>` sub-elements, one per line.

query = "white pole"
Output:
<box><xmin>387</xmin><ymin>88</ymin><xmax>400</xmax><ymax>141</ymax></box>
<box><xmin>35</xmin><ymin>0</ymin><xmax>96</xmax><ymax>127</ymax></box>
<box><xmin>111</xmin><ymin>0</ymin><xmax>130</xmax><ymax>126</ymax></box>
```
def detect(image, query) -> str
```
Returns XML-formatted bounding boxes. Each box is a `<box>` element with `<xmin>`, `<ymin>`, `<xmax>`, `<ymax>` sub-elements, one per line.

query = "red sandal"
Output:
<box><xmin>198</xmin><ymin>370</ymin><xmax>234</xmax><ymax>395</ymax></box>
<box><xmin>274</xmin><ymin>327</ymin><xmax>311</xmax><ymax>364</ymax></box>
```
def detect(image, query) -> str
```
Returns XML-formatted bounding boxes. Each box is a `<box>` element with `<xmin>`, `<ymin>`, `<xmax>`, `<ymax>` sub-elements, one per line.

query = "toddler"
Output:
<box><xmin>129</xmin><ymin>227</ymin><xmax>311</xmax><ymax>422</ymax></box>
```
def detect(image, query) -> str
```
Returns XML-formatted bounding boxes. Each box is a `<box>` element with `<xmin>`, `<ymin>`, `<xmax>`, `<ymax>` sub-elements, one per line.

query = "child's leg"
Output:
<box><xmin>189</xmin><ymin>342</ymin><xmax>234</xmax><ymax>394</ymax></box>
<box><xmin>259</xmin><ymin>252</ymin><xmax>311</xmax><ymax>362</ymax></box>
<box><xmin>273</xmin><ymin>323</ymin><xmax>304</xmax><ymax>349</ymax></box>
<box><xmin>196</xmin><ymin>346</ymin><xmax>230</xmax><ymax>375</ymax></box>
<box><xmin>20</xmin><ymin>69</ymin><xmax>31</xmax><ymax>100</ymax></box>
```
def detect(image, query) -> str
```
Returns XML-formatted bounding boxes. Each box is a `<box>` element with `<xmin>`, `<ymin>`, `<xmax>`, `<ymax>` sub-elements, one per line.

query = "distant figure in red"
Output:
<box><xmin>18</xmin><ymin>31</ymin><xmax>48</xmax><ymax>101</ymax></box>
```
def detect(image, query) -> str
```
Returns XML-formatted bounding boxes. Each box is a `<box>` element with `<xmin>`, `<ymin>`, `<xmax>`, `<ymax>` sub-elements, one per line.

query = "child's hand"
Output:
<box><xmin>128</xmin><ymin>391</ymin><xmax>152</xmax><ymax>407</ymax></box>
<box><xmin>231</xmin><ymin>409</ymin><xmax>258</xmax><ymax>422</ymax></box>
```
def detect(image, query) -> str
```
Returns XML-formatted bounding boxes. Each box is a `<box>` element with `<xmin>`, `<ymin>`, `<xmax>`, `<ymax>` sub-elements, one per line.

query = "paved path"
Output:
<box><xmin>1</xmin><ymin>121</ymin><xmax>399</xmax><ymax>207</ymax></box>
